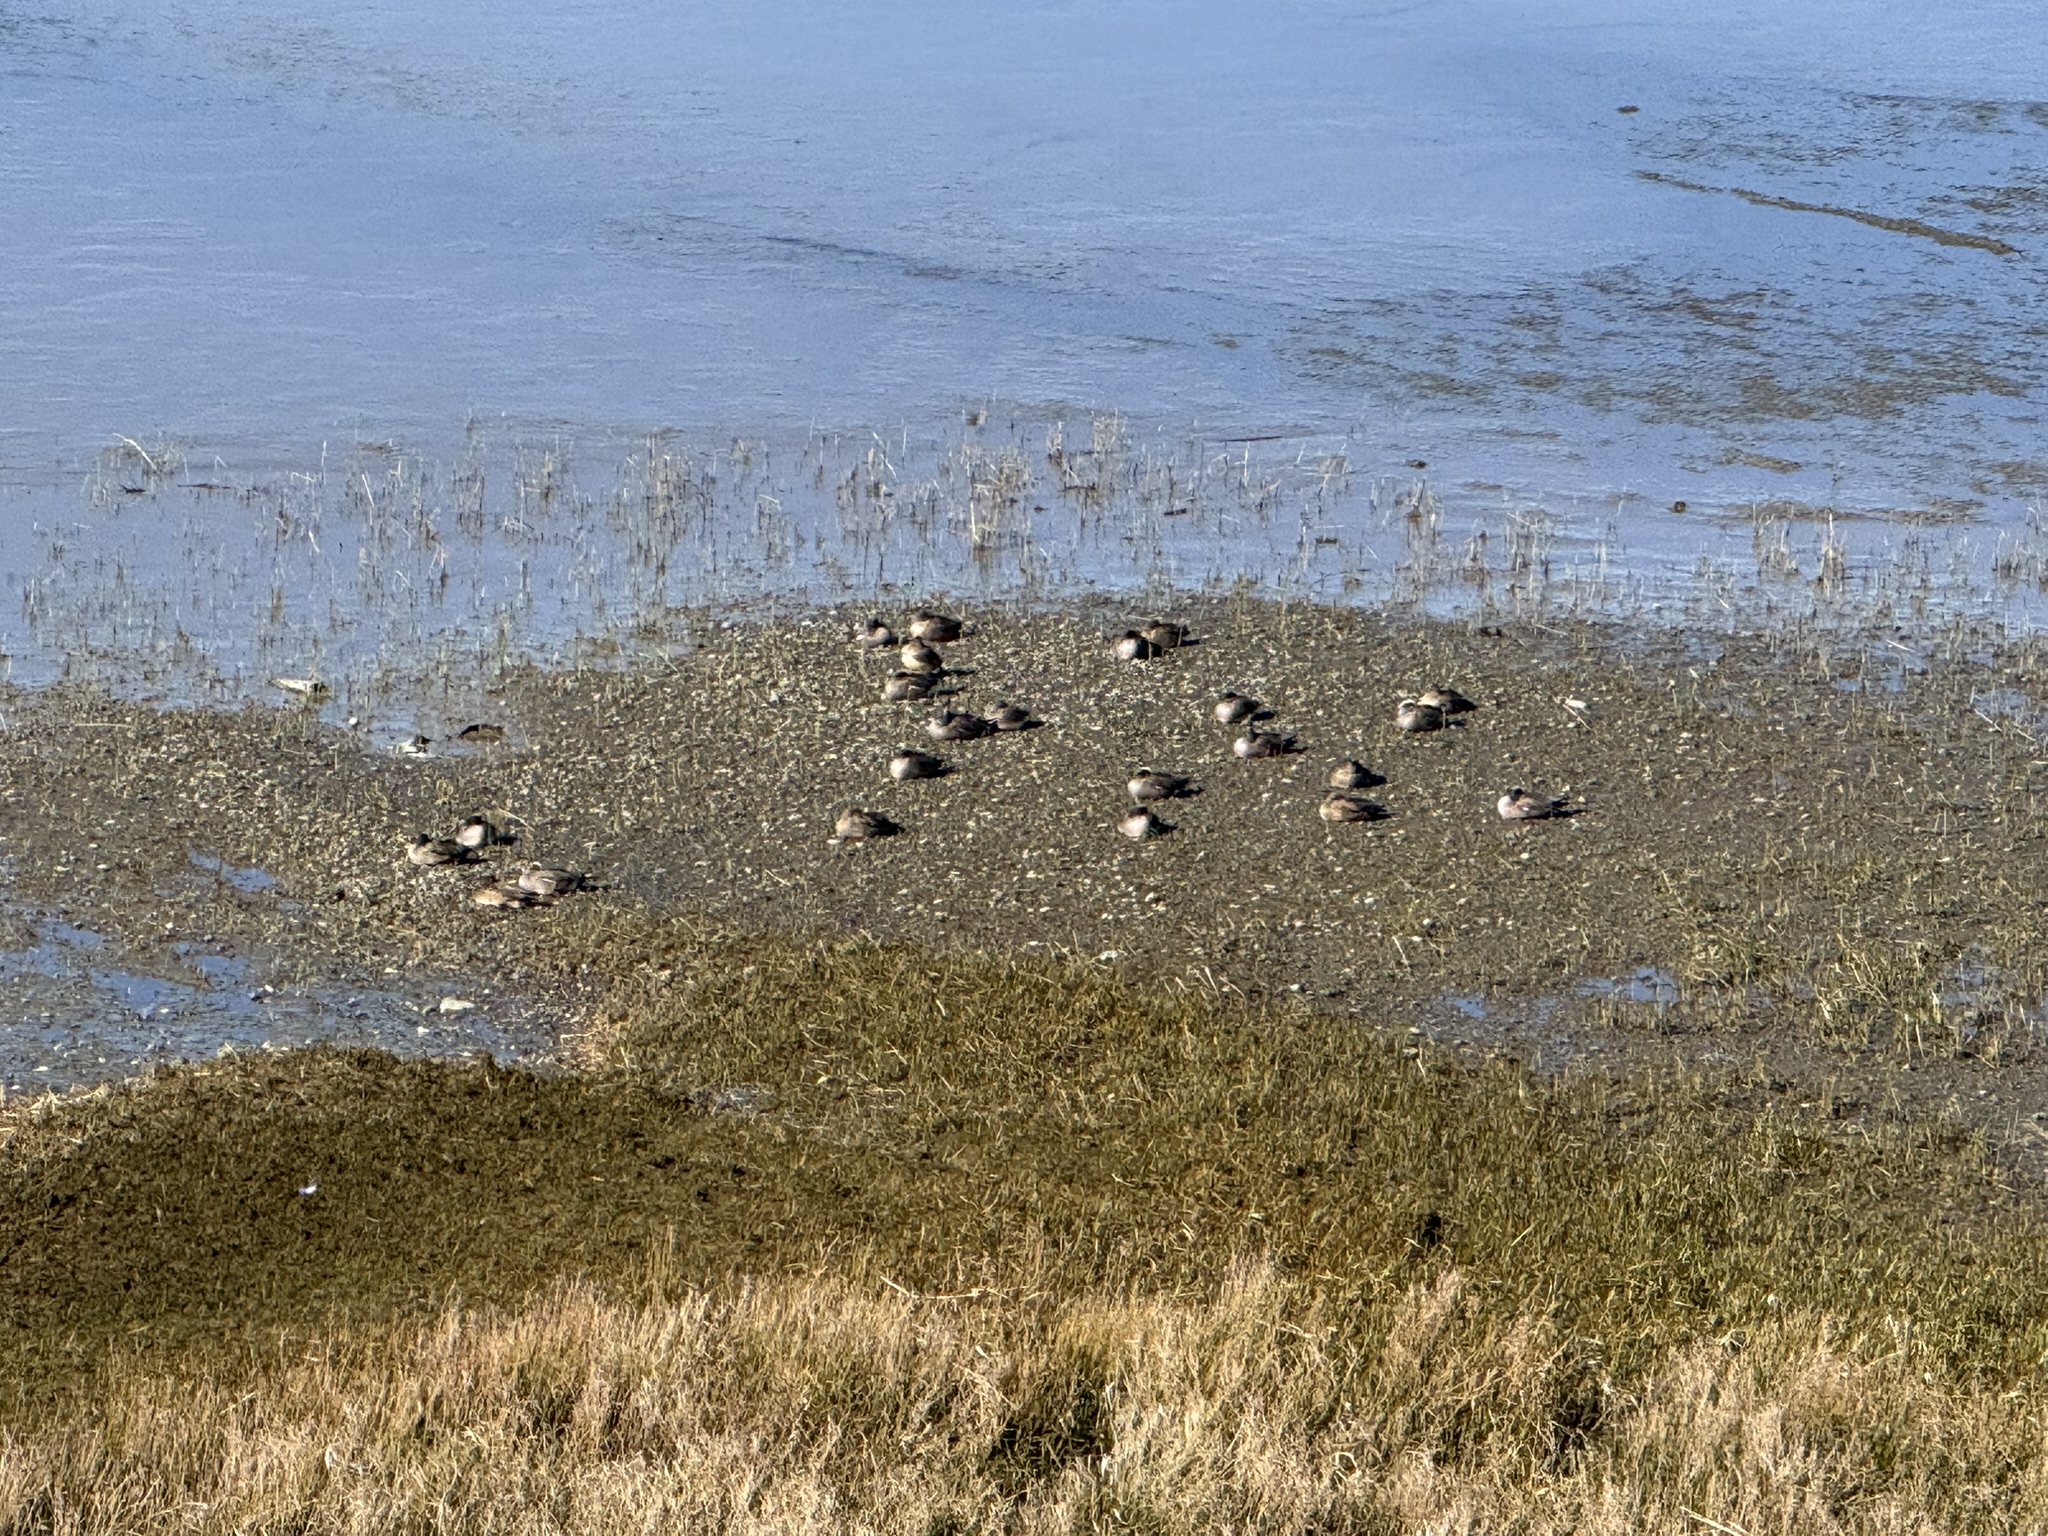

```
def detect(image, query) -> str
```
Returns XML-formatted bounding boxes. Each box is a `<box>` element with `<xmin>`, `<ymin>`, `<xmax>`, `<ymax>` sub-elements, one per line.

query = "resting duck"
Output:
<box><xmin>1497</xmin><ymin>787</ymin><xmax>1569</xmax><ymax>822</ymax></box>
<box><xmin>1327</xmin><ymin>760</ymin><xmax>1383</xmax><ymax>790</ymax></box>
<box><xmin>832</xmin><ymin>809</ymin><xmax>899</xmax><ymax>843</ymax></box>
<box><xmin>889</xmin><ymin>749</ymin><xmax>947</xmax><ymax>781</ymax></box>
<box><xmin>1418</xmin><ymin>685</ymin><xmax>1476</xmax><ymax>715</ymax></box>
<box><xmin>1320</xmin><ymin>793</ymin><xmax>1388</xmax><ymax>824</ymax></box>
<box><xmin>856</xmin><ymin>617</ymin><xmax>897</xmax><ymax>649</ymax></box>
<box><xmin>989</xmin><ymin>701</ymin><xmax>1035</xmax><ymax>732</ymax></box>
<box><xmin>883</xmin><ymin>671</ymin><xmax>937</xmax><ymax>703</ymax></box>
<box><xmin>1127</xmin><ymin>768</ymin><xmax>1194</xmax><ymax>803</ymax></box>
<box><xmin>515</xmin><ymin>864</ymin><xmax>587</xmax><ymax>898</ymax></box>
<box><xmin>1213</xmin><ymin>692</ymin><xmax>1260</xmax><ymax>725</ymax></box>
<box><xmin>909</xmin><ymin>610</ymin><xmax>964</xmax><ymax>644</ymax></box>
<box><xmin>1113</xmin><ymin>630</ymin><xmax>1157</xmax><ymax>662</ymax></box>
<box><xmin>1395</xmin><ymin>698</ymin><xmax>1444</xmax><ymax>734</ymax></box>
<box><xmin>1143</xmin><ymin>619</ymin><xmax>1189</xmax><ymax>650</ymax></box>
<box><xmin>1233</xmin><ymin>730</ymin><xmax>1299</xmax><ymax>759</ymax></box>
<box><xmin>926</xmin><ymin>708</ymin><xmax>992</xmax><ymax>742</ymax></box>
<box><xmin>899</xmin><ymin>641</ymin><xmax>946</xmax><ymax>674</ymax></box>
<box><xmin>454</xmin><ymin>815</ymin><xmax>500</xmax><ymax>850</ymax></box>
<box><xmin>408</xmin><ymin>834</ymin><xmax>474</xmax><ymax>867</ymax></box>
<box><xmin>1117</xmin><ymin>807</ymin><xmax>1169</xmax><ymax>840</ymax></box>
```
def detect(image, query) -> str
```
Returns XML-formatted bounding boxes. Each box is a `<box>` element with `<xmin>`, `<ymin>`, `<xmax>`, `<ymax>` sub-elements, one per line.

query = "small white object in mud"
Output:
<box><xmin>297</xmin><ymin>1183</ymin><xmax>318</xmax><ymax>1197</ymax></box>
<box><xmin>272</xmin><ymin>677</ymin><xmax>328</xmax><ymax>699</ymax></box>
<box><xmin>438</xmin><ymin>996</ymin><xmax>477</xmax><ymax>1014</ymax></box>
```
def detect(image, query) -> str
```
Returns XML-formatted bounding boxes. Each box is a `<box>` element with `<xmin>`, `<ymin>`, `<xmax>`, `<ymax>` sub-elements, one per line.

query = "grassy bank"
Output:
<box><xmin>4</xmin><ymin>934</ymin><xmax>2047</xmax><ymax>1530</ymax></box>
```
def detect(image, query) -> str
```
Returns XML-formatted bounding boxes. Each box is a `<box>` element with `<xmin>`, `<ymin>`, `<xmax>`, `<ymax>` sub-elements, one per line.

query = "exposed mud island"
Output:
<box><xmin>6</xmin><ymin>598</ymin><xmax>2048</xmax><ymax>1530</ymax></box>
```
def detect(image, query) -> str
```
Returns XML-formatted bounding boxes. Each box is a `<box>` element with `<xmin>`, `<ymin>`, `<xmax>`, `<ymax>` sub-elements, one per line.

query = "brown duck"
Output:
<box><xmin>899</xmin><ymin>641</ymin><xmax>945</xmax><ymax>674</ymax></box>
<box><xmin>926</xmin><ymin>708</ymin><xmax>992</xmax><ymax>742</ymax></box>
<box><xmin>1117</xmin><ymin>807</ymin><xmax>1169</xmax><ymax>840</ymax></box>
<box><xmin>1497</xmin><ymin>787</ymin><xmax>1569</xmax><ymax>822</ymax></box>
<box><xmin>1127</xmin><ymin>768</ymin><xmax>1194</xmax><ymax>803</ymax></box>
<box><xmin>909</xmin><ymin>610</ymin><xmax>964</xmax><ymax>644</ymax></box>
<box><xmin>1395</xmin><ymin>698</ymin><xmax>1444</xmax><ymax>734</ymax></box>
<box><xmin>1233</xmin><ymin>730</ymin><xmax>1298</xmax><ymax>759</ymax></box>
<box><xmin>1418</xmin><ymin>685</ymin><xmax>1476</xmax><ymax>715</ymax></box>
<box><xmin>1113</xmin><ymin>630</ymin><xmax>1157</xmax><ymax>662</ymax></box>
<box><xmin>1320</xmin><ymin>793</ymin><xmax>1388</xmax><ymax>824</ymax></box>
<box><xmin>1213</xmin><ymin>692</ymin><xmax>1260</xmax><ymax>725</ymax></box>
<box><xmin>1327</xmin><ymin>759</ymin><xmax>1382</xmax><ymax>790</ymax></box>
<box><xmin>832</xmin><ymin>809</ymin><xmax>899</xmax><ymax>843</ymax></box>
<box><xmin>408</xmin><ymin>834</ymin><xmax>474</xmax><ymax>867</ymax></box>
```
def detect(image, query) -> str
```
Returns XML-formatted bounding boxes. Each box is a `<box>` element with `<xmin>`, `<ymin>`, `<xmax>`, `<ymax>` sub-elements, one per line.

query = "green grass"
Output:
<box><xmin>4</xmin><ymin>931</ymin><xmax>2046</xmax><ymax>1529</ymax></box>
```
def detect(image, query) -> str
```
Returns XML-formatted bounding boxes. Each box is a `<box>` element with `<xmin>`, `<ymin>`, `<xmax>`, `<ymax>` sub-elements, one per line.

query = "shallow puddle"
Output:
<box><xmin>0</xmin><ymin>911</ymin><xmax>561</xmax><ymax>1097</ymax></box>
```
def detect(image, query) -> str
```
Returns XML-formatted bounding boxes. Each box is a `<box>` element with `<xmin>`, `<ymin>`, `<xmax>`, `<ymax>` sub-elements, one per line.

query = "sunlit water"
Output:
<box><xmin>4</xmin><ymin>0</ymin><xmax>2048</xmax><ymax>686</ymax></box>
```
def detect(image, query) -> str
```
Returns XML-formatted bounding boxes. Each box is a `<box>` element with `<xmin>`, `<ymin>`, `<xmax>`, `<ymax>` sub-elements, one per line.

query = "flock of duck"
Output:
<box><xmin>397</xmin><ymin>606</ymin><xmax>1569</xmax><ymax>904</ymax></box>
<box><xmin>833</xmin><ymin>609</ymin><xmax>1571</xmax><ymax>845</ymax></box>
<box><xmin>406</xmin><ymin>815</ymin><xmax>589</xmax><ymax>911</ymax></box>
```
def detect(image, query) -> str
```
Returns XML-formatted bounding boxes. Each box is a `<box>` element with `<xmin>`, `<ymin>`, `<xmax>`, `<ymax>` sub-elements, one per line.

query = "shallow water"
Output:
<box><xmin>4</xmin><ymin>0</ymin><xmax>2048</xmax><ymax>687</ymax></box>
<box><xmin>0</xmin><ymin>908</ymin><xmax>562</xmax><ymax>1096</ymax></box>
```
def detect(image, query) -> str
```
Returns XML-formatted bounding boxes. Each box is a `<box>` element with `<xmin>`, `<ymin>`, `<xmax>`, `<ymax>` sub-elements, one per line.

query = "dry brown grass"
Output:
<box><xmin>4</xmin><ymin>1258</ymin><xmax>2042</xmax><ymax>1534</ymax></box>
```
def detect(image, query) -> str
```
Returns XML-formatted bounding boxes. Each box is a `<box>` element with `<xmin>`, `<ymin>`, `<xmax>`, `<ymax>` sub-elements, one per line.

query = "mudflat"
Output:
<box><xmin>5</xmin><ymin>599</ymin><xmax>2045</xmax><ymax>1106</ymax></box>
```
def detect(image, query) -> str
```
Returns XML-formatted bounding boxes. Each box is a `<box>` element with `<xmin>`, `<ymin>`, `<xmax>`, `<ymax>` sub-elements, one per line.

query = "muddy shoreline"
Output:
<box><xmin>3</xmin><ymin>598</ymin><xmax>2046</xmax><ymax>1157</ymax></box>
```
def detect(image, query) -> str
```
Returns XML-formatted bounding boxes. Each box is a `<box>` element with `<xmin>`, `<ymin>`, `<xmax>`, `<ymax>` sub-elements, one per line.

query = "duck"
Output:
<box><xmin>1127</xmin><ymin>768</ymin><xmax>1194</xmax><ymax>803</ymax></box>
<box><xmin>1497</xmin><ymin>787</ymin><xmax>1569</xmax><ymax>822</ymax></box>
<box><xmin>883</xmin><ymin>671</ymin><xmax>937</xmax><ymax>703</ymax></box>
<box><xmin>900</xmin><ymin>641</ymin><xmax>945</xmax><ymax>674</ymax></box>
<box><xmin>515</xmin><ymin>864</ymin><xmax>587</xmax><ymax>898</ymax></box>
<box><xmin>889</xmin><ymin>749</ymin><xmax>947</xmax><ymax>781</ymax></box>
<box><xmin>909</xmin><ymin>610</ymin><xmax>964</xmax><ymax>644</ymax></box>
<box><xmin>856</xmin><ymin>617</ymin><xmax>897</xmax><ymax>649</ymax></box>
<box><xmin>1395</xmin><ymin>698</ymin><xmax>1444</xmax><ymax>734</ymax></box>
<box><xmin>1233</xmin><ymin>730</ymin><xmax>1298</xmax><ymax>759</ymax></box>
<box><xmin>1418</xmin><ymin>685</ymin><xmax>1476</xmax><ymax>715</ymax></box>
<box><xmin>989</xmin><ymin>701</ymin><xmax>1034</xmax><ymax>732</ymax></box>
<box><xmin>1113</xmin><ymin>630</ymin><xmax>1157</xmax><ymax>662</ymax></box>
<box><xmin>1143</xmin><ymin>619</ymin><xmax>1189</xmax><ymax>651</ymax></box>
<box><xmin>408</xmin><ymin>834</ymin><xmax>474</xmax><ymax>867</ymax></box>
<box><xmin>1117</xmin><ymin>807</ymin><xmax>1169</xmax><ymax>840</ymax></box>
<box><xmin>926</xmin><ymin>708</ymin><xmax>991</xmax><ymax>742</ymax></box>
<box><xmin>470</xmin><ymin>882</ymin><xmax>534</xmax><ymax>909</ymax></box>
<box><xmin>1320</xmin><ymin>792</ymin><xmax>1389</xmax><ymax>824</ymax></box>
<box><xmin>454</xmin><ymin>815</ymin><xmax>500</xmax><ymax>850</ymax></box>
<box><xmin>832</xmin><ymin>808</ymin><xmax>899</xmax><ymax>843</ymax></box>
<box><xmin>1213</xmin><ymin>692</ymin><xmax>1260</xmax><ymax>725</ymax></box>
<box><xmin>1328</xmin><ymin>759</ymin><xmax>1384</xmax><ymax>790</ymax></box>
